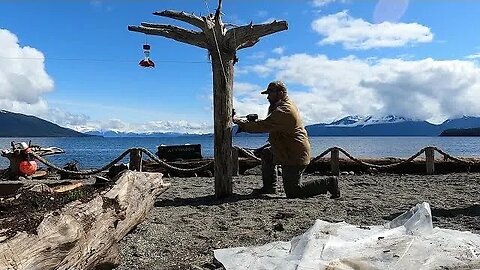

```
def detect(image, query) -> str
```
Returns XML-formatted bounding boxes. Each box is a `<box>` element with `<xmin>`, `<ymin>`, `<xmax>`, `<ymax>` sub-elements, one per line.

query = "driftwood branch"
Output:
<box><xmin>128</xmin><ymin>24</ymin><xmax>209</xmax><ymax>49</ymax></box>
<box><xmin>153</xmin><ymin>10</ymin><xmax>205</xmax><ymax>30</ymax></box>
<box><xmin>225</xmin><ymin>20</ymin><xmax>288</xmax><ymax>50</ymax></box>
<box><xmin>0</xmin><ymin>171</ymin><xmax>169</xmax><ymax>270</ymax></box>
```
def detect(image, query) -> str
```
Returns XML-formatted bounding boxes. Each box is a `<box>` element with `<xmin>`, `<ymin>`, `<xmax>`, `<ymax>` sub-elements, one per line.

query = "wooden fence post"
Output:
<box><xmin>425</xmin><ymin>147</ymin><xmax>435</xmax><ymax>174</ymax></box>
<box><xmin>330</xmin><ymin>148</ymin><xmax>340</xmax><ymax>176</ymax></box>
<box><xmin>231</xmin><ymin>147</ymin><xmax>239</xmax><ymax>176</ymax></box>
<box><xmin>129</xmin><ymin>149</ymin><xmax>143</xmax><ymax>172</ymax></box>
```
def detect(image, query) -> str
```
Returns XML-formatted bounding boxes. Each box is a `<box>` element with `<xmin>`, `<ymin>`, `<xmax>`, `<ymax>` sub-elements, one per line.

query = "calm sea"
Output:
<box><xmin>0</xmin><ymin>136</ymin><xmax>479</xmax><ymax>169</ymax></box>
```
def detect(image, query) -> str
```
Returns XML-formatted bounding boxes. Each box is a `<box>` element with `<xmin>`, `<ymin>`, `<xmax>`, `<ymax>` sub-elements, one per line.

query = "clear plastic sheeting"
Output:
<box><xmin>214</xmin><ymin>202</ymin><xmax>480</xmax><ymax>270</ymax></box>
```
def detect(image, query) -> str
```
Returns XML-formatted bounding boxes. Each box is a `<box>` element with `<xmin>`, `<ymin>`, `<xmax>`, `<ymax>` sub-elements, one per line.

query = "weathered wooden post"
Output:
<box><xmin>128</xmin><ymin>0</ymin><xmax>288</xmax><ymax>197</ymax></box>
<box><xmin>425</xmin><ymin>147</ymin><xmax>435</xmax><ymax>174</ymax></box>
<box><xmin>129</xmin><ymin>149</ymin><xmax>143</xmax><ymax>172</ymax></box>
<box><xmin>231</xmin><ymin>147</ymin><xmax>239</xmax><ymax>176</ymax></box>
<box><xmin>330</xmin><ymin>147</ymin><xmax>340</xmax><ymax>176</ymax></box>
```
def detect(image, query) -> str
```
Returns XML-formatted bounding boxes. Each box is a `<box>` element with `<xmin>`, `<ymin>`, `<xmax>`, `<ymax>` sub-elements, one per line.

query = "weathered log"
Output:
<box><xmin>0</xmin><ymin>171</ymin><xmax>169</xmax><ymax>270</ymax></box>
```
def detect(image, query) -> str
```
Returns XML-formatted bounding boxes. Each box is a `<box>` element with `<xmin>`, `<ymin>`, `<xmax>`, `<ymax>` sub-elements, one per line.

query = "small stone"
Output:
<box><xmin>273</xmin><ymin>222</ymin><xmax>284</xmax><ymax>231</ymax></box>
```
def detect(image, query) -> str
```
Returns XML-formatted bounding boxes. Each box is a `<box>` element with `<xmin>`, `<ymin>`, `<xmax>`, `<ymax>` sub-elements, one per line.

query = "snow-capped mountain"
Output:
<box><xmin>83</xmin><ymin>130</ymin><xmax>204</xmax><ymax>137</ymax></box>
<box><xmin>326</xmin><ymin>115</ymin><xmax>415</xmax><ymax>127</ymax></box>
<box><xmin>305</xmin><ymin>115</ymin><xmax>480</xmax><ymax>136</ymax></box>
<box><xmin>327</xmin><ymin>115</ymin><xmax>368</xmax><ymax>126</ymax></box>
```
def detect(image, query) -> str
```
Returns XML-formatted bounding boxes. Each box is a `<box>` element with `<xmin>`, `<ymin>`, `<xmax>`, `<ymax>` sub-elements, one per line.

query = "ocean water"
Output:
<box><xmin>0</xmin><ymin>136</ymin><xmax>479</xmax><ymax>169</ymax></box>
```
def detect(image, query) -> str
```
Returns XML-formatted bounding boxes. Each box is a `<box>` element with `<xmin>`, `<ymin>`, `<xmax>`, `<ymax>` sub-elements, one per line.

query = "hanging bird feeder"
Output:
<box><xmin>139</xmin><ymin>43</ymin><xmax>155</xmax><ymax>68</ymax></box>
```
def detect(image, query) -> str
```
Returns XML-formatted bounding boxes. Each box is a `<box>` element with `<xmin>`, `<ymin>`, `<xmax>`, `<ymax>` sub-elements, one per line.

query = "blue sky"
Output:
<box><xmin>1</xmin><ymin>0</ymin><xmax>480</xmax><ymax>133</ymax></box>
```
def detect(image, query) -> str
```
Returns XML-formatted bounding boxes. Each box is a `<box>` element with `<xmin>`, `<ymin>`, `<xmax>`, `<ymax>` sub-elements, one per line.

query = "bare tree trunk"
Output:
<box><xmin>211</xmin><ymin>47</ymin><xmax>234</xmax><ymax>198</ymax></box>
<box><xmin>128</xmin><ymin>4</ymin><xmax>288</xmax><ymax>198</ymax></box>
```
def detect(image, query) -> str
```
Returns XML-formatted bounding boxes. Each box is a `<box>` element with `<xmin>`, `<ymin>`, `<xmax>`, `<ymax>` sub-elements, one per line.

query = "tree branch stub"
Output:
<box><xmin>128</xmin><ymin>25</ymin><xmax>209</xmax><ymax>49</ymax></box>
<box><xmin>225</xmin><ymin>20</ymin><xmax>288</xmax><ymax>51</ymax></box>
<box><xmin>153</xmin><ymin>10</ymin><xmax>205</xmax><ymax>31</ymax></box>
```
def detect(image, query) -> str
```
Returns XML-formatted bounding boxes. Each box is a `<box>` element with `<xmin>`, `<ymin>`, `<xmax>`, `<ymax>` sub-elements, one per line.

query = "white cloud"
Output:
<box><xmin>43</xmin><ymin>104</ymin><xmax>214</xmax><ymax>134</ymax></box>
<box><xmin>466</xmin><ymin>53</ymin><xmax>480</xmax><ymax>60</ymax></box>
<box><xmin>73</xmin><ymin>119</ymin><xmax>213</xmax><ymax>134</ymax></box>
<box><xmin>272</xmin><ymin>47</ymin><xmax>285</xmax><ymax>55</ymax></box>
<box><xmin>311</xmin><ymin>11</ymin><xmax>433</xmax><ymax>50</ymax></box>
<box><xmin>46</xmin><ymin>108</ymin><xmax>91</xmax><ymax>127</ymax></box>
<box><xmin>0</xmin><ymin>29</ymin><xmax>54</xmax><ymax>106</ymax></box>
<box><xmin>0</xmin><ymin>98</ymin><xmax>49</xmax><ymax>117</ymax></box>
<box><xmin>239</xmin><ymin>54</ymin><xmax>480</xmax><ymax>125</ymax></box>
<box><xmin>312</xmin><ymin>0</ymin><xmax>341</xmax><ymax>7</ymax></box>
<box><xmin>234</xmin><ymin>82</ymin><xmax>261</xmax><ymax>95</ymax></box>
<box><xmin>233</xmin><ymin>82</ymin><xmax>269</xmax><ymax>118</ymax></box>
<box><xmin>247</xmin><ymin>51</ymin><xmax>266</xmax><ymax>60</ymax></box>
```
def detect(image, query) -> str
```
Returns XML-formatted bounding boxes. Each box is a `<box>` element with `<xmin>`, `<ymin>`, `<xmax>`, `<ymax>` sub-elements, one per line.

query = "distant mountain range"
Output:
<box><xmin>0</xmin><ymin>110</ymin><xmax>89</xmax><ymax>137</ymax></box>
<box><xmin>2</xmin><ymin>110</ymin><xmax>480</xmax><ymax>137</ymax></box>
<box><xmin>305</xmin><ymin>115</ymin><xmax>480</xmax><ymax>136</ymax></box>
<box><xmin>83</xmin><ymin>130</ymin><xmax>206</xmax><ymax>137</ymax></box>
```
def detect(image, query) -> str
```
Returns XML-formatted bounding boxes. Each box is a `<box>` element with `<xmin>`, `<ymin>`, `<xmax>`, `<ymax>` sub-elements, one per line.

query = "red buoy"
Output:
<box><xmin>19</xmin><ymin>160</ymin><xmax>38</xmax><ymax>176</ymax></box>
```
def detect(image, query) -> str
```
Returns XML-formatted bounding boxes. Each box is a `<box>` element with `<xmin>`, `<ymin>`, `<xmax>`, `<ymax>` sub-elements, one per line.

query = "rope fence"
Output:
<box><xmin>26</xmin><ymin>145</ymin><xmax>478</xmax><ymax>177</ymax></box>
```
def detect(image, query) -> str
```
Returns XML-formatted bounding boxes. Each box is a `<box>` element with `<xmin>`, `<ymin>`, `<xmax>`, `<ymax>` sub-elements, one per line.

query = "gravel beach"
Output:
<box><xmin>116</xmin><ymin>171</ymin><xmax>480</xmax><ymax>270</ymax></box>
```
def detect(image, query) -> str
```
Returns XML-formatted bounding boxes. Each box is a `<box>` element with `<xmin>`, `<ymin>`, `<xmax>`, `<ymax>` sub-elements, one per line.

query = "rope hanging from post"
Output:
<box><xmin>335</xmin><ymin>147</ymin><xmax>426</xmax><ymax>169</ymax></box>
<box><xmin>29</xmin><ymin>145</ymin><xmax>477</xmax><ymax>177</ymax></box>
<box><xmin>310</xmin><ymin>147</ymin><xmax>336</xmax><ymax>163</ymax></box>
<box><xmin>31</xmin><ymin>149</ymin><xmax>132</xmax><ymax>175</ymax></box>
<box><xmin>309</xmin><ymin>146</ymin><xmax>477</xmax><ymax>170</ymax></box>
<box><xmin>31</xmin><ymin>148</ymin><xmax>215</xmax><ymax>176</ymax></box>
<box><xmin>140</xmin><ymin>148</ymin><xmax>214</xmax><ymax>173</ymax></box>
<box><xmin>432</xmin><ymin>147</ymin><xmax>474</xmax><ymax>165</ymax></box>
<box><xmin>234</xmin><ymin>146</ymin><xmax>261</xmax><ymax>162</ymax></box>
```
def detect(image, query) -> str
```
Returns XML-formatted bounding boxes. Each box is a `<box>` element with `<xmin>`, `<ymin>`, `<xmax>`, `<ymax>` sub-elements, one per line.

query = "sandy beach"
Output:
<box><xmin>115</xmin><ymin>171</ymin><xmax>480</xmax><ymax>270</ymax></box>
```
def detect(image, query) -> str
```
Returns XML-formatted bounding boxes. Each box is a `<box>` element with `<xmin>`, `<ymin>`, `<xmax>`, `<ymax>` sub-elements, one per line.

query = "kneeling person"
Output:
<box><xmin>233</xmin><ymin>81</ymin><xmax>340</xmax><ymax>199</ymax></box>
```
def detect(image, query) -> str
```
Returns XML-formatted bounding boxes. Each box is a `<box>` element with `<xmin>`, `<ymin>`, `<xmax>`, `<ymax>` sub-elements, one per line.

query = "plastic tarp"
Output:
<box><xmin>214</xmin><ymin>202</ymin><xmax>480</xmax><ymax>270</ymax></box>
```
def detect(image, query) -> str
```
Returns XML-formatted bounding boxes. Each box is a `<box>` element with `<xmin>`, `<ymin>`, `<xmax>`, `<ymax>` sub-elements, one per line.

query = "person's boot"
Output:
<box><xmin>326</xmin><ymin>176</ymin><xmax>341</xmax><ymax>199</ymax></box>
<box><xmin>251</xmin><ymin>186</ymin><xmax>277</xmax><ymax>195</ymax></box>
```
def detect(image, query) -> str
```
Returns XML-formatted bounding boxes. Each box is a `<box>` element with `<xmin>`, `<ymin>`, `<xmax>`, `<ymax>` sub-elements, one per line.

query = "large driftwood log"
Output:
<box><xmin>0</xmin><ymin>171</ymin><xmax>169</xmax><ymax>270</ymax></box>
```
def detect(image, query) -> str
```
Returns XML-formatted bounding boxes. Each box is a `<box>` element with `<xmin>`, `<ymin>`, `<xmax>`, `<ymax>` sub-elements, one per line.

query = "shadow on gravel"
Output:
<box><xmin>431</xmin><ymin>205</ymin><xmax>480</xmax><ymax>217</ymax></box>
<box><xmin>154</xmin><ymin>193</ymin><xmax>283</xmax><ymax>207</ymax></box>
<box><xmin>383</xmin><ymin>204</ymin><xmax>480</xmax><ymax>221</ymax></box>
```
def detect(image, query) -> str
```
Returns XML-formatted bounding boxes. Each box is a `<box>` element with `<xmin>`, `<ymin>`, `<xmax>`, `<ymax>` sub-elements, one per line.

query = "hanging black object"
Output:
<box><xmin>139</xmin><ymin>43</ymin><xmax>155</xmax><ymax>68</ymax></box>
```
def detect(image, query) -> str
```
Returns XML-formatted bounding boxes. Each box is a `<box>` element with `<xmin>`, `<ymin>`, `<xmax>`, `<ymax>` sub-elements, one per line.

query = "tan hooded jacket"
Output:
<box><xmin>238</xmin><ymin>97</ymin><xmax>311</xmax><ymax>166</ymax></box>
